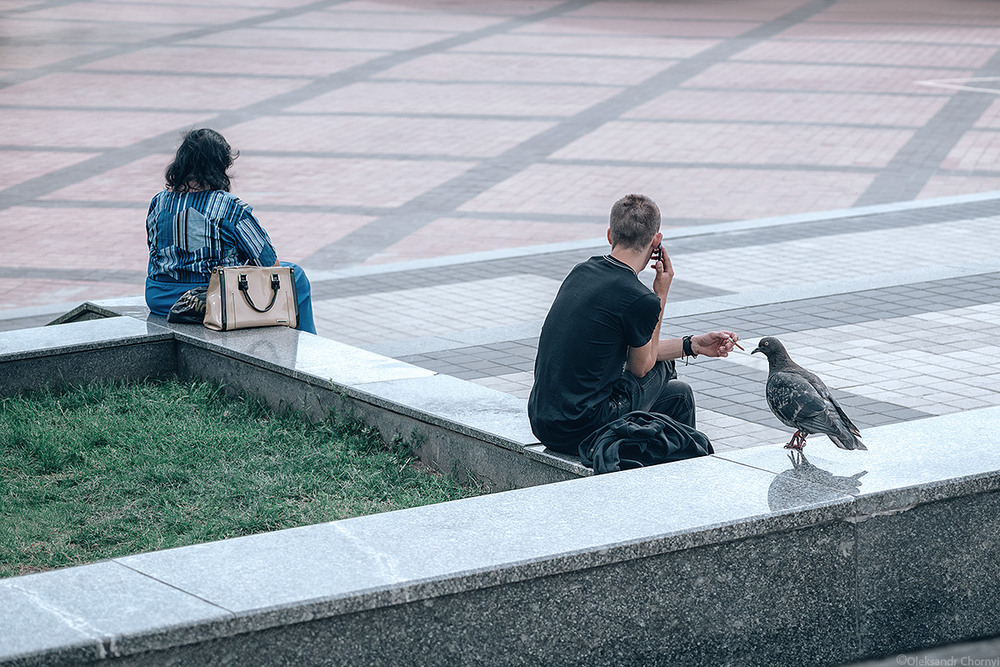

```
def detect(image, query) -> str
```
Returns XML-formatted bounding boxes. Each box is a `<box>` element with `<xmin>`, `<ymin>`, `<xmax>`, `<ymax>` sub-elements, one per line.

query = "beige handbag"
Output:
<box><xmin>203</xmin><ymin>265</ymin><xmax>298</xmax><ymax>331</ymax></box>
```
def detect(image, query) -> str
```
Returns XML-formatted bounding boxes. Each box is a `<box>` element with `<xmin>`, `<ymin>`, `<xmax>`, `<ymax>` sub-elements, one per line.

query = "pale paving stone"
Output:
<box><xmin>471</xmin><ymin>371</ymin><xmax>534</xmax><ymax>399</ymax></box>
<box><xmin>673</xmin><ymin>217</ymin><xmax>1000</xmax><ymax>295</ymax></box>
<box><xmin>315</xmin><ymin>275</ymin><xmax>561</xmax><ymax>345</ymax></box>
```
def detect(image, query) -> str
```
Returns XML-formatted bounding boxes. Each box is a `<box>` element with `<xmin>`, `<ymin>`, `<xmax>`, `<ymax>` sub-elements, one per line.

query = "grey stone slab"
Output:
<box><xmin>87</xmin><ymin>296</ymin><xmax>150</xmax><ymax>320</ymax></box>
<box><xmin>0</xmin><ymin>561</ymin><xmax>232</xmax><ymax>664</ymax></box>
<box><xmin>0</xmin><ymin>585</ymin><xmax>104</xmax><ymax>664</ymax></box>
<box><xmin>0</xmin><ymin>300</ymin><xmax>85</xmax><ymax>323</ymax></box>
<box><xmin>288</xmin><ymin>334</ymin><xmax>436</xmax><ymax>385</ymax></box>
<box><xmin>0</xmin><ymin>311</ymin><xmax>56</xmax><ymax>334</ymax></box>
<box><xmin>116</xmin><ymin>456</ymin><xmax>852</xmax><ymax>631</ymax></box>
<box><xmin>169</xmin><ymin>323</ymin><xmax>434</xmax><ymax>386</ymax></box>
<box><xmin>354</xmin><ymin>374</ymin><xmax>537</xmax><ymax>447</ymax></box>
<box><xmin>716</xmin><ymin>406</ymin><xmax>1000</xmax><ymax>513</ymax></box>
<box><xmin>854</xmin><ymin>490</ymin><xmax>1000</xmax><ymax>657</ymax></box>
<box><xmin>48</xmin><ymin>299</ymin><xmax>147</xmax><ymax>325</ymax></box>
<box><xmin>87</xmin><ymin>296</ymin><xmax>148</xmax><ymax>311</ymax></box>
<box><xmin>522</xmin><ymin>445</ymin><xmax>592</xmax><ymax>477</ymax></box>
<box><xmin>111</xmin><ymin>518</ymin><xmax>857</xmax><ymax>667</ymax></box>
<box><xmin>0</xmin><ymin>316</ymin><xmax>169</xmax><ymax>361</ymax></box>
<box><xmin>161</xmin><ymin>320</ymin><xmax>303</xmax><ymax>366</ymax></box>
<box><xmin>1</xmin><ymin>339</ymin><xmax>177</xmax><ymax>395</ymax></box>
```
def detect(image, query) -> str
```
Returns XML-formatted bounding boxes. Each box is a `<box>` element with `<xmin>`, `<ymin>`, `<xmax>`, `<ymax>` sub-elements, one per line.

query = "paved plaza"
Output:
<box><xmin>2</xmin><ymin>0</ymin><xmax>1000</xmax><ymax>452</ymax></box>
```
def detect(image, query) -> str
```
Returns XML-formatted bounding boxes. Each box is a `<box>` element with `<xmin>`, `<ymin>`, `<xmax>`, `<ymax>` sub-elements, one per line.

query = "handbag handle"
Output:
<box><xmin>237</xmin><ymin>272</ymin><xmax>280</xmax><ymax>313</ymax></box>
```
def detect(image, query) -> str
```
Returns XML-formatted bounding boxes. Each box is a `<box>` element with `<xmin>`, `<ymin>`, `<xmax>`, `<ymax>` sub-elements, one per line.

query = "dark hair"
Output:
<box><xmin>165</xmin><ymin>128</ymin><xmax>238</xmax><ymax>193</ymax></box>
<box><xmin>609</xmin><ymin>194</ymin><xmax>660</xmax><ymax>249</ymax></box>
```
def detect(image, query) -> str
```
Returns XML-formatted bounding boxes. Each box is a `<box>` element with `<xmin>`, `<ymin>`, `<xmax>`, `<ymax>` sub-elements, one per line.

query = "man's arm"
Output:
<box><xmin>624</xmin><ymin>242</ymin><xmax>739</xmax><ymax>371</ymax></box>
<box><xmin>656</xmin><ymin>331</ymin><xmax>740</xmax><ymax>361</ymax></box>
<box><xmin>625</xmin><ymin>245</ymin><xmax>672</xmax><ymax>377</ymax></box>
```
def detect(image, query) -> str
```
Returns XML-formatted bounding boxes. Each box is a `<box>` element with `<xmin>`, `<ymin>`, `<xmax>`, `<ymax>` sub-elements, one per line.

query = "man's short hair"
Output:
<box><xmin>609</xmin><ymin>194</ymin><xmax>661</xmax><ymax>250</ymax></box>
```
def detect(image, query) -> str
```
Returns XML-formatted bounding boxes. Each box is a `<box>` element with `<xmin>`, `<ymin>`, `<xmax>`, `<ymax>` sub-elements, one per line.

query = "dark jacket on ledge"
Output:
<box><xmin>578</xmin><ymin>411</ymin><xmax>714</xmax><ymax>474</ymax></box>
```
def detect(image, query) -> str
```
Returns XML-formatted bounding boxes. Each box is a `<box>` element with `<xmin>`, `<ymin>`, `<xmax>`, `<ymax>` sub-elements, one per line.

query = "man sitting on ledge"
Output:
<box><xmin>528</xmin><ymin>194</ymin><xmax>739</xmax><ymax>457</ymax></box>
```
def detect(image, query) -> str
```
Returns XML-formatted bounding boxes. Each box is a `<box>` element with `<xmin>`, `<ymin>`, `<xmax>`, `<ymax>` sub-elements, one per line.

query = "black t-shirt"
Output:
<box><xmin>528</xmin><ymin>255</ymin><xmax>662</xmax><ymax>451</ymax></box>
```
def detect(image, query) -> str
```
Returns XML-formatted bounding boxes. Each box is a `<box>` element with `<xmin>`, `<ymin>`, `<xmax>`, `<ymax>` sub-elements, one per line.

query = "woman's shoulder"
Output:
<box><xmin>151</xmin><ymin>189</ymin><xmax>253</xmax><ymax>212</ymax></box>
<box><xmin>206</xmin><ymin>189</ymin><xmax>252</xmax><ymax>212</ymax></box>
<box><xmin>147</xmin><ymin>188</ymin><xmax>172</xmax><ymax>214</ymax></box>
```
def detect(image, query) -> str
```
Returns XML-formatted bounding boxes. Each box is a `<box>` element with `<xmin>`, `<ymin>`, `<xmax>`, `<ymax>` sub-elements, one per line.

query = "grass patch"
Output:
<box><xmin>0</xmin><ymin>378</ymin><xmax>482</xmax><ymax>579</ymax></box>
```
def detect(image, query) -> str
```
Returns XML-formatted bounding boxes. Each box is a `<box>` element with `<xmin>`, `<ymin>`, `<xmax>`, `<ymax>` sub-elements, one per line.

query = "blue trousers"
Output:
<box><xmin>145</xmin><ymin>261</ymin><xmax>316</xmax><ymax>334</ymax></box>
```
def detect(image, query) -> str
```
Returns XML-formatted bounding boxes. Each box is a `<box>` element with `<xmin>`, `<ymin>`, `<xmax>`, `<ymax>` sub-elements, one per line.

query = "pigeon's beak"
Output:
<box><xmin>751</xmin><ymin>346</ymin><xmax>761</xmax><ymax>355</ymax></box>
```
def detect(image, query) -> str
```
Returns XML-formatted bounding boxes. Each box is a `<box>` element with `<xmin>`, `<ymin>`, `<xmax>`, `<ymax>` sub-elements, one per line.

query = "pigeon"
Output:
<box><xmin>751</xmin><ymin>336</ymin><xmax>865</xmax><ymax>451</ymax></box>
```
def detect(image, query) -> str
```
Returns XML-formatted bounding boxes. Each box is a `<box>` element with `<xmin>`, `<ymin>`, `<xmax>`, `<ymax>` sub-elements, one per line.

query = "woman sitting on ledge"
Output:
<box><xmin>144</xmin><ymin>128</ymin><xmax>316</xmax><ymax>334</ymax></box>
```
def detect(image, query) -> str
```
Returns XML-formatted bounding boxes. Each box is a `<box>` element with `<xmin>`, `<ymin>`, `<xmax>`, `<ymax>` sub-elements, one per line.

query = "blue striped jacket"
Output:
<box><xmin>146</xmin><ymin>189</ymin><xmax>277</xmax><ymax>283</ymax></box>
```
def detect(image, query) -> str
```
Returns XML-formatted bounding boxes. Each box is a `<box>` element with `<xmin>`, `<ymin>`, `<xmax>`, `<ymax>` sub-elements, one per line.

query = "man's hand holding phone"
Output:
<box><xmin>651</xmin><ymin>243</ymin><xmax>673</xmax><ymax>301</ymax></box>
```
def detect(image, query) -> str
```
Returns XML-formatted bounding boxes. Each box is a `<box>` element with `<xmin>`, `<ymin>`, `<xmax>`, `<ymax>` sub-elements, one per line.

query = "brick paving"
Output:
<box><xmin>2</xmin><ymin>0</ymin><xmax>1000</xmax><ymax>451</ymax></box>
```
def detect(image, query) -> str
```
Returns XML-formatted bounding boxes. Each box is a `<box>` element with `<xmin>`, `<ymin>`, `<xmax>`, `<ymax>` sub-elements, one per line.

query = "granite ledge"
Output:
<box><xmin>0</xmin><ymin>317</ymin><xmax>172</xmax><ymax>362</ymax></box>
<box><xmin>125</xmin><ymin>506</ymin><xmax>853</xmax><ymax>643</ymax></box>
<box><xmin>523</xmin><ymin>445</ymin><xmax>593</xmax><ymax>477</ymax></box>
<box><xmin>107</xmin><ymin>455</ymin><xmax>858</xmax><ymax>639</ymax></box>
<box><xmin>49</xmin><ymin>301</ymin><xmax>138</xmax><ymax>324</ymax></box>
<box><xmin>715</xmin><ymin>407</ymin><xmax>1000</xmax><ymax>515</ymax></box>
<box><xmin>348</xmin><ymin>375</ymin><xmax>535</xmax><ymax>453</ymax></box>
<box><xmin>0</xmin><ymin>561</ymin><xmax>235</xmax><ymax>665</ymax></box>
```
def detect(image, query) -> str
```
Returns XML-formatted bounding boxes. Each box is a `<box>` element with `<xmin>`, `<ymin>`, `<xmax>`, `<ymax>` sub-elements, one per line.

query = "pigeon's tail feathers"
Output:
<box><xmin>824</xmin><ymin>408</ymin><xmax>865</xmax><ymax>450</ymax></box>
<box><xmin>828</xmin><ymin>430</ymin><xmax>866</xmax><ymax>451</ymax></box>
<box><xmin>828</xmin><ymin>399</ymin><xmax>864</xmax><ymax>449</ymax></box>
<box><xmin>824</xmin><ymin>392</ymin><xmax>859</xmax><ymax>428</ymax></box>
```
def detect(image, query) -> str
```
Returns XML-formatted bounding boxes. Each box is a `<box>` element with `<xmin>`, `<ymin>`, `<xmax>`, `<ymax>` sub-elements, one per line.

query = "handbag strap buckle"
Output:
<box><xmin>236</xmin><ymin>271</ymin><xmax>280</xmax><ymax>313</ymax></box>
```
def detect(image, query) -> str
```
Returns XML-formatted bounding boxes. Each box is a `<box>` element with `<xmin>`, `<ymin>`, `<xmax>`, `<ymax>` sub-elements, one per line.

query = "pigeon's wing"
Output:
<box><xmin>767</xmin><ymin>370</ymin><xmax>863</xmax><ymax>449</ymax></box>
<box><xmin>797</xmin><ymin>367</ymin><xmax>864</xmax><ymax>446</ymax></box>
<box><xmin>765</xmin><ymin>371</ymin><xmax>829</xmax><ymax>430</ymax></box>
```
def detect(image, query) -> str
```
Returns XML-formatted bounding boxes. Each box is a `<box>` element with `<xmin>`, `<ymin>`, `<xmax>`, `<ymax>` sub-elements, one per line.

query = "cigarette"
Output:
<box><xmin>732</xmin><ymin>340</ymin><xmax>744</xmax><ymax>351</ymax></box>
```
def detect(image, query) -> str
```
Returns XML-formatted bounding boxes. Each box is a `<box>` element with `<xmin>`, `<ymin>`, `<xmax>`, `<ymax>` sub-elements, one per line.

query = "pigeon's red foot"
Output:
<box><xmin>784</xmin><ymin>431</ymin><xmax>807</xmax><ymax>450</ymax></box>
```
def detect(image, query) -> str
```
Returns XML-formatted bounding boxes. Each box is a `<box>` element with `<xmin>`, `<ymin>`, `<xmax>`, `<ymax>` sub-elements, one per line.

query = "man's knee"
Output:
<box><xmin>653</xmin><ymin>380</ymin><xmax>696</xmax><ymax>426</ymax></box>
<box><xmin>667</xmin><ymin>380</ymin><xmax>695</xmax><ymax>405</ymax></box>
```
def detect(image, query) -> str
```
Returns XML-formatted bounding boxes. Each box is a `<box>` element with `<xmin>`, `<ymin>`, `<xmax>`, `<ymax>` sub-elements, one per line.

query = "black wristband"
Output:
<box><xmin>682</xmin><ymin>335</ymin><xmax>697</xmax><ymax>358</ymax></box>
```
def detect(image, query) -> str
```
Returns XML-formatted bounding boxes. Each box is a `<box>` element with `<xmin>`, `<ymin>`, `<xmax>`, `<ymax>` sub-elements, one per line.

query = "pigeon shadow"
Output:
<box><xmin>767</xmin><ymin>451</ymin><xmax>868</xmax><ymax>512</ymax></box>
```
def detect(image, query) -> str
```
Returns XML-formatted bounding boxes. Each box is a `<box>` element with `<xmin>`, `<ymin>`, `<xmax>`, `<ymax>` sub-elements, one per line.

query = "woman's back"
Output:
<box><xmin>146</xmin><ymin>189</ymin><xmax>276</xmax><ymax>283</ymax></box>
